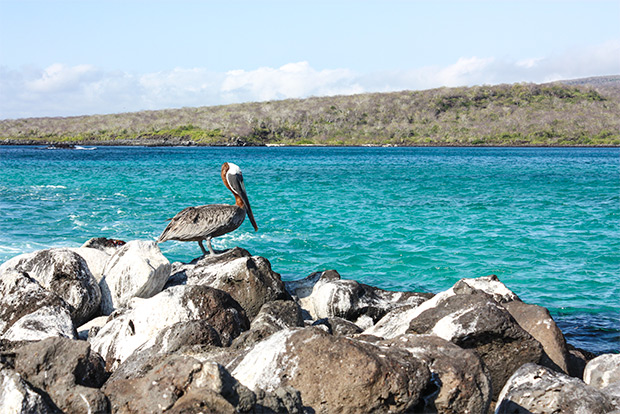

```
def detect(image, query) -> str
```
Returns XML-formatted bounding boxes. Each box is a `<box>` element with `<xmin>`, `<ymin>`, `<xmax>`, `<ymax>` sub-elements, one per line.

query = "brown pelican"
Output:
<box><xmin>157</xmin><ymin>162</ymin><xmax>258</xmax><ymax>255</ymax></box>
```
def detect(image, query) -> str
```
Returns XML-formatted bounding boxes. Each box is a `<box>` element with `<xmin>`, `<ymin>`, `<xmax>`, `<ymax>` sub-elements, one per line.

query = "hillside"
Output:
<box><xmin>1</xmin><ymin>77</ymin><xmax>619</xmax><ymax>146</ymax></box>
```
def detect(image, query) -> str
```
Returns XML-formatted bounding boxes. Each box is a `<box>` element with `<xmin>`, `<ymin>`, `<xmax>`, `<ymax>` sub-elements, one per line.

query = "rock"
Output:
<box><xmin>495</xmin><ymin>363</ymin><xmax>616</xmax><ymax>414</ymax></box>
<box><xmin>312</xmin><ymin>317</ymin><xmax>363</xmax><ymax>336</ymax></box>
<box><xmin>255</xmin><ymin>386</ymin><xmax>304</xmax><ymax>414</ymax></box>
<box><xmin>503</xmin><ymin>301</ymin><xmax>569</xmax><ymax>374</ymax></box>
<box><xmin>405</xmin><ymin>282</ymin><xmax>544</xmax><ymax>399</ymax></box>
<box><xmin>107</xmin><ymin>319</ymin><xmax>224</xmax><ymax>385</ymax></box>
<box><xmin>0</xmin><ymin>248</ymin><xmax>101</xmax><ymax>325</ymax></box>
<box><xmin>384</xmin><ymin>334</ymin><xmax>492</xmax><ymax>414</ymax></box>
<box><xmin>230</xmin><ymin>327</ymin><xmax>433</xmax><ymax>413</ymax></box>
<box><xmin>103</xmin><ymin>354</ymin><xmax>298</xmax><ymax>413</ymax></box>
<box><xmin>12</xmin><ymin>337</ymin><xmax>109</xmax><ymax>414</ymax></box>
<box><xmin>233</xmin><ymin>300</ymin><xmax>305</xmax><ymax>348</ymax></box>
<box><xmin>0</xmin><ymin>269</ymin><xmax>76</xmax><ymax>341</ymax></box>
<box><xmin>167</xmin><ymin>389</ymin><xmax>237</xmax><ymax>414</ymax></box>
<box><xmin>584</xmin><ymin>353</ymin><xmax>620</xmax><ymax>389</ymax></box>
<box><xmin>459</xmin><ymin>274</ymin><xmax>520</xmax><ymax>303</ymax></box>
<box><xmin>169</xmin><ymin>247</ymin><xmax>290</xmax><ymax>319</ymax></box>
<box><xmin>99</xmin><ymin>240</ymin><xmax>171</xmax><ymax>315</ymax></box>
<box><xmin>0</xmin><ymin>367</ymin><xmax>55</xmax><ymax>414</ymax></box>
<box><xmin>90</xmin><ymin>285</ymin><xmax>249</xmax><ymax>371</ymax></box>
<box><xmin>81</xmin><ymin>237</ymin><xmax>126</xmax><ymax>255</ymax></box>
<box><xmin>2</xmin><ymin>305</ymin><xmax>76</xmax><ymax>342</ymax></box>
<box><xmin>70</xmin><ymin>246</ymin><xmax>111</xmax><ymax>283</ymax></box>
<box><xmin>286</xmin><ymin>269</ymin><xmax>432</xmax><ymax>326</ymax></box>
<box><xmin>503</xmin><ymin>300</ymin><xmax>570</xmax><ymax>373</ymax></box>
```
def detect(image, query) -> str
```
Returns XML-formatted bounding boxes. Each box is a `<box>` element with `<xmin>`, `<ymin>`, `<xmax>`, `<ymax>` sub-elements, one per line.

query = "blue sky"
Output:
<box><xmin>1</xmin><ymin>0</ymin><xmax>619</xmax><ymax>118</ymax></box>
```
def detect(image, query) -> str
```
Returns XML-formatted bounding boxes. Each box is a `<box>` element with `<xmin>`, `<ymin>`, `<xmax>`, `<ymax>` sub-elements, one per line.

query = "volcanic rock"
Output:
<box><xmin>168</xmin><ymin>247</ymin><xmax>290</xmax><ymax>319</ymax></box>
<box><xmin>584</xmin><ymin>353</ymin><xmax>620</xmax><ymax>389</ymax></box>
<box><xmin>0</xmin><ymin>248</ymin><xmax>101</xmax><ymax>325</ymax></box>
<box><xmin>312</xmin><ymin>317</ymin><xmax>364</xmax><ymax>336</ymax></box>
<box><xmin>495</xmin><ymin>363</ymin><xmax>616</xmax><ymax>414</ymax></box>
<box><xmin>99</xmin><ymin>240</ymin><xmax>171</xmax><ymax>314</ymax></box>
<box><xmin>230</xmin><ymin>326</ymin><xmax>433</xmax><ymax>413</ymax></box>
<box><xmin>285</xmin><ymin>269</ymin><xmax>432</xmax><ymax>328</ymax></box>
<box><xmin>103</xmin><ymin>354</ymin><xmax>301</xmax><ymax>414</ymax></box>
<box><xmin>405</xmin><ymin>282</ymin><xmax>544</xmax><ymax>399</ymax></box>
<box><xmin>382</xmin><ymin>334</ymin><xmax>492</xmax><ymax>414</ymax></box>
<box><xmin>90</xmin><ymin>285</ymin><xmax>249</xmax><ymax>371</ymax></box>
<box><xmin>12</xmin><ymin>337</ymin><xmax>109</xmax><ymax>413</ymax></box>
<box><xmin>503</xmin><ymin>299</ymin><xmax>570</xmax><ymax>373</ymax></box>
<box><xmin>0</xmin><ymin>269</ymin><xmax>76</xmax><ymax>341</ymax></box>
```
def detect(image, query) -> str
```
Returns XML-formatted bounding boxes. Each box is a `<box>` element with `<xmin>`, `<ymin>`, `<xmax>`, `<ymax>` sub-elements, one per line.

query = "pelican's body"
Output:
<box><xmin>157</xmin><ymin>163</ymin><xmax>258</xmax><ymax>255</ymax></box>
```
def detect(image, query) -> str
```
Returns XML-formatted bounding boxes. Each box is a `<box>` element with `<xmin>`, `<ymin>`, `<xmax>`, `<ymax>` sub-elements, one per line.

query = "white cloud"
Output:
<box><xmin>1</xmin><ymin>40</ymin><xmax>618</xmax><ymax>119</ymax></box>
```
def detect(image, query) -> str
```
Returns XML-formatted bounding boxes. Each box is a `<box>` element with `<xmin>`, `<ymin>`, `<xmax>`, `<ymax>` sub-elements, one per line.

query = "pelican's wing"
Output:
<box><xmin>157</xmin><ymin>204</ymin><xmax>242</xmax><ymax>242</ymax></box>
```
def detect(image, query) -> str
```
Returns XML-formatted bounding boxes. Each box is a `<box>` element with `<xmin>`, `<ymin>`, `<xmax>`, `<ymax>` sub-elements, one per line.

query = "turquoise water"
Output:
<box><xmin>1</xmin><ymin>146</ymin><xmax>618</xmax><ymax>353</ymax></box>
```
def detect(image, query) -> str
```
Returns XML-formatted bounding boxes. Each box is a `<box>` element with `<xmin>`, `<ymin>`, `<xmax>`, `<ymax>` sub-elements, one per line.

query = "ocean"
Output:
<box><xmin>0</xmin><ymin>145</ymin><xmax>618</xmax><ymax>354</ymax></box>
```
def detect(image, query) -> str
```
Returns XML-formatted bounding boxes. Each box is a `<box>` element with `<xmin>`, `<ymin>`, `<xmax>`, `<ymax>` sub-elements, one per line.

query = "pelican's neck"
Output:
<box><xmin>221</xmin><ymin>163</ymin><xmax>245</xmax><ymax>209</ymax></box>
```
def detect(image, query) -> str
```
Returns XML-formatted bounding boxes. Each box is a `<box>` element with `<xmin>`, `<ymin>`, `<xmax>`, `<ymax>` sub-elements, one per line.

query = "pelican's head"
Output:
<box><xmin>222</xmin><ymin>162</ymin><xmax>258</xmax><ymax>231</ymax></box>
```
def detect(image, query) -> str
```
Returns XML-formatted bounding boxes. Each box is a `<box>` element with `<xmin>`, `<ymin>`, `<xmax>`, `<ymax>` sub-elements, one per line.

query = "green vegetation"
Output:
<box><xmin>1</xmin><ymin>80</ymin><xmax>619</xmax><ymax>146</ymax></box>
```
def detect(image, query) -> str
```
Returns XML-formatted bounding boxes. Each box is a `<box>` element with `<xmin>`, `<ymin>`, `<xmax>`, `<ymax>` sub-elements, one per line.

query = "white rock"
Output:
<box><xmin>90</xmin><ymin>285</ymin><xmax>247</xmax><ymax>371</ymax></box>
<box><xmin>0</xmin><ymin>248</ymin><xmax>101</xmax><ymax>325</ymax></box>
<box><xmin>364</xmin><ymin>288</ymin><xmax>456</xmax><ymax>339</ymax></box>
<box><xmin>495</xmin><ymin>363</ymin><xmax>615</xmax><ymax>414</ymax></box>
<box><xmin>584</xmin><ymin>354</ymin><xmax>620</xmax><ymax>390</ymax></box>
<box><xmin>0</xmin><ymin>269</ymin><xmax>76</xmax><ymax>340</ymax></box>
<box><xmin>1</xmin><ymin>305</ymin><xmax>76</xmax><ymax>342</ymax></box>
<box><xmin>0</xmin><ymin>368</ymin><xmax>54</xmax><ymax>414</ymax></box>
<box><xmin>231</xmin><ymin>328</ymin><xmax>298</xmax><ymax>392</ymax></box>
<box><xmin>70</xmin><ymin>247</ymin><xmax>110</xmax><ymax>282</ymax></box>
<box><xmin>460</xmin><ymin>274</ymin><xmax>520</xmax><ymax>303</ymax></box>
<box><xmin>99</xmin><ymin>240</ymin><xmax>171</xmax><ymax>314</ymax></box>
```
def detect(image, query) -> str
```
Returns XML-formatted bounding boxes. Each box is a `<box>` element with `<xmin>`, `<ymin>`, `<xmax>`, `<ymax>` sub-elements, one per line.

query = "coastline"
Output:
<box><xmin>0</xmin><ymin>240</ymin><xmax>618</xmax><ymax>413</ymax></box>
<box><xmin>2</xmin><ymin>139</ymin><xmax>619</xmax><ymax>148</ymax></box>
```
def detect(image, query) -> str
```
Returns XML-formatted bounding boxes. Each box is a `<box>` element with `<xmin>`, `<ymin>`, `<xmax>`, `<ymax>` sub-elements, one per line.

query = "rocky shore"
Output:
<box><xmin>0</xmin><ymin>238</ymin><xmax>618</xmax><ymax>413</ymax></box>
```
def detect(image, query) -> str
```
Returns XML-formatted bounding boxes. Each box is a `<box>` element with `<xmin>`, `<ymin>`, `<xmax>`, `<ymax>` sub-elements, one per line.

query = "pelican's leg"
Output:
<box><xmin>198</xmin><ymin>240</ymin><xmax>208</xmax><ymax>255</ymax></box>
<box><xmin>205</xmin><ymin>237</ymin><xmax>216</xmax><ymax>255</ymax></box>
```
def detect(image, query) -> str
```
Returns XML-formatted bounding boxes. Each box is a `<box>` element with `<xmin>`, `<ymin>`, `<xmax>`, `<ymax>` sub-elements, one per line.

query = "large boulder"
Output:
<box><xmin>503</xmin><ymin>300</ymin><xmax>570</xmax><ymax>373</ymax></box>
<box><xmin>230</xmin><ymin>327</ymin><xmax>434</xmax><ymax>413</ymax></box>
<box><xmin>405</xmin><ymin>282</ymin><xmax>544</xmax><ymax>399</ymax></box>
<box><xmin>383</xmin><ymin>334</ymin><xmax>492</xmax><ymax>414</ymax></box>
<box><xmin>11</xmin><ymin>337</ymin><xmax>109</xmax><ymax>414</ymax></box>
<box><xmin>90</xmin><ymin>285</ymin><xmax>249</xmax><ymax>371</ymax></box>
<box><xmin>584</xmin><ymin>354</ymin><xmax>620</xmax><ymax>389</ymax></box>
<box><xmin>495</xmin><ymin>363</ymin><xmax>616</xmax><ymax>414</ymax></box>
<box><xmin>99</xmin><ymin>240</ymin><xmax>171</xmax><ymax>314</ymax></box>
<box><xmin>285</xmin><ymin>269</ymin><xmax>432</xmax><ymax>328</ymax></box>
<box><xmin>102</xmin><ymin>354</ymin><xmax>302</xmax><ymax>414</ymax></box>
<box><xmin>0</xmin><ymin>248</ymin><xmax>101</xmax><ymax>325</ymax></box>
<box><xmin>169</xmin><ymin>247</ymin><xmax>290</xmax><ymax>320</ymax></box>
<box><xmin>0</xmin><ymin>269</ymin><xmax>76</xmax><ymax>341</ymax></box>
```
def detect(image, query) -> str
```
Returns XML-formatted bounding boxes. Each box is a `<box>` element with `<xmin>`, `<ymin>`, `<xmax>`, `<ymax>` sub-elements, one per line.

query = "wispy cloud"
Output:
<box><xmin>1</xmin><ymin>40</ymin><xmax>618</xmax><ymax>119</ymax></box>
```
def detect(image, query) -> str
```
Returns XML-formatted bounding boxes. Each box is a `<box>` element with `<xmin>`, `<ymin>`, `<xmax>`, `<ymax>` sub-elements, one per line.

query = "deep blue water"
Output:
<box><xmin>0</xmin><ymin>145</ymin><xmax>618</xmax><ymax>354</ymax></box>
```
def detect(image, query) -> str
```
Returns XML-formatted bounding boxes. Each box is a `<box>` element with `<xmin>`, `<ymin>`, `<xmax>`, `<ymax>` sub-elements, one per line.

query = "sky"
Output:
<box><xmin>0</xmin><ymin>0</ymin><xmax>619</xmax><ymax>119</ymax></box>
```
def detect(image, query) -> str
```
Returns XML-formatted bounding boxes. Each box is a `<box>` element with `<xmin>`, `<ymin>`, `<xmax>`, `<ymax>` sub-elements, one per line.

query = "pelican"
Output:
<box><xmin>157</xmin><ymin>162</ymin><xmax>258</xmax><ymax>255</ymax></box>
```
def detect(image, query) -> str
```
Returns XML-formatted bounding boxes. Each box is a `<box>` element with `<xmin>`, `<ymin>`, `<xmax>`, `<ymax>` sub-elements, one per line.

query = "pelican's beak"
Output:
<box><xmin>228</xmin><ymin>171</ymin><xmax>258</xmax><ymax>231</ymax></box>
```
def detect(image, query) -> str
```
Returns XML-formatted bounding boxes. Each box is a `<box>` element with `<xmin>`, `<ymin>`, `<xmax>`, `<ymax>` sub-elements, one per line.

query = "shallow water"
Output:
<box><xmin>1</xmin><ymin>145</ymin><xmax>618</xmax><ymax>353</ymax></box>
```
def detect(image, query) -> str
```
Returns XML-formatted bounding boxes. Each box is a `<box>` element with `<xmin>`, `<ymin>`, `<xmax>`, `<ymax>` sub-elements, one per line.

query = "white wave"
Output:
<box><xmin>31</xmin><ymin>185</ymin><xmax>67</xmax><ymax>190</ymax></box>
